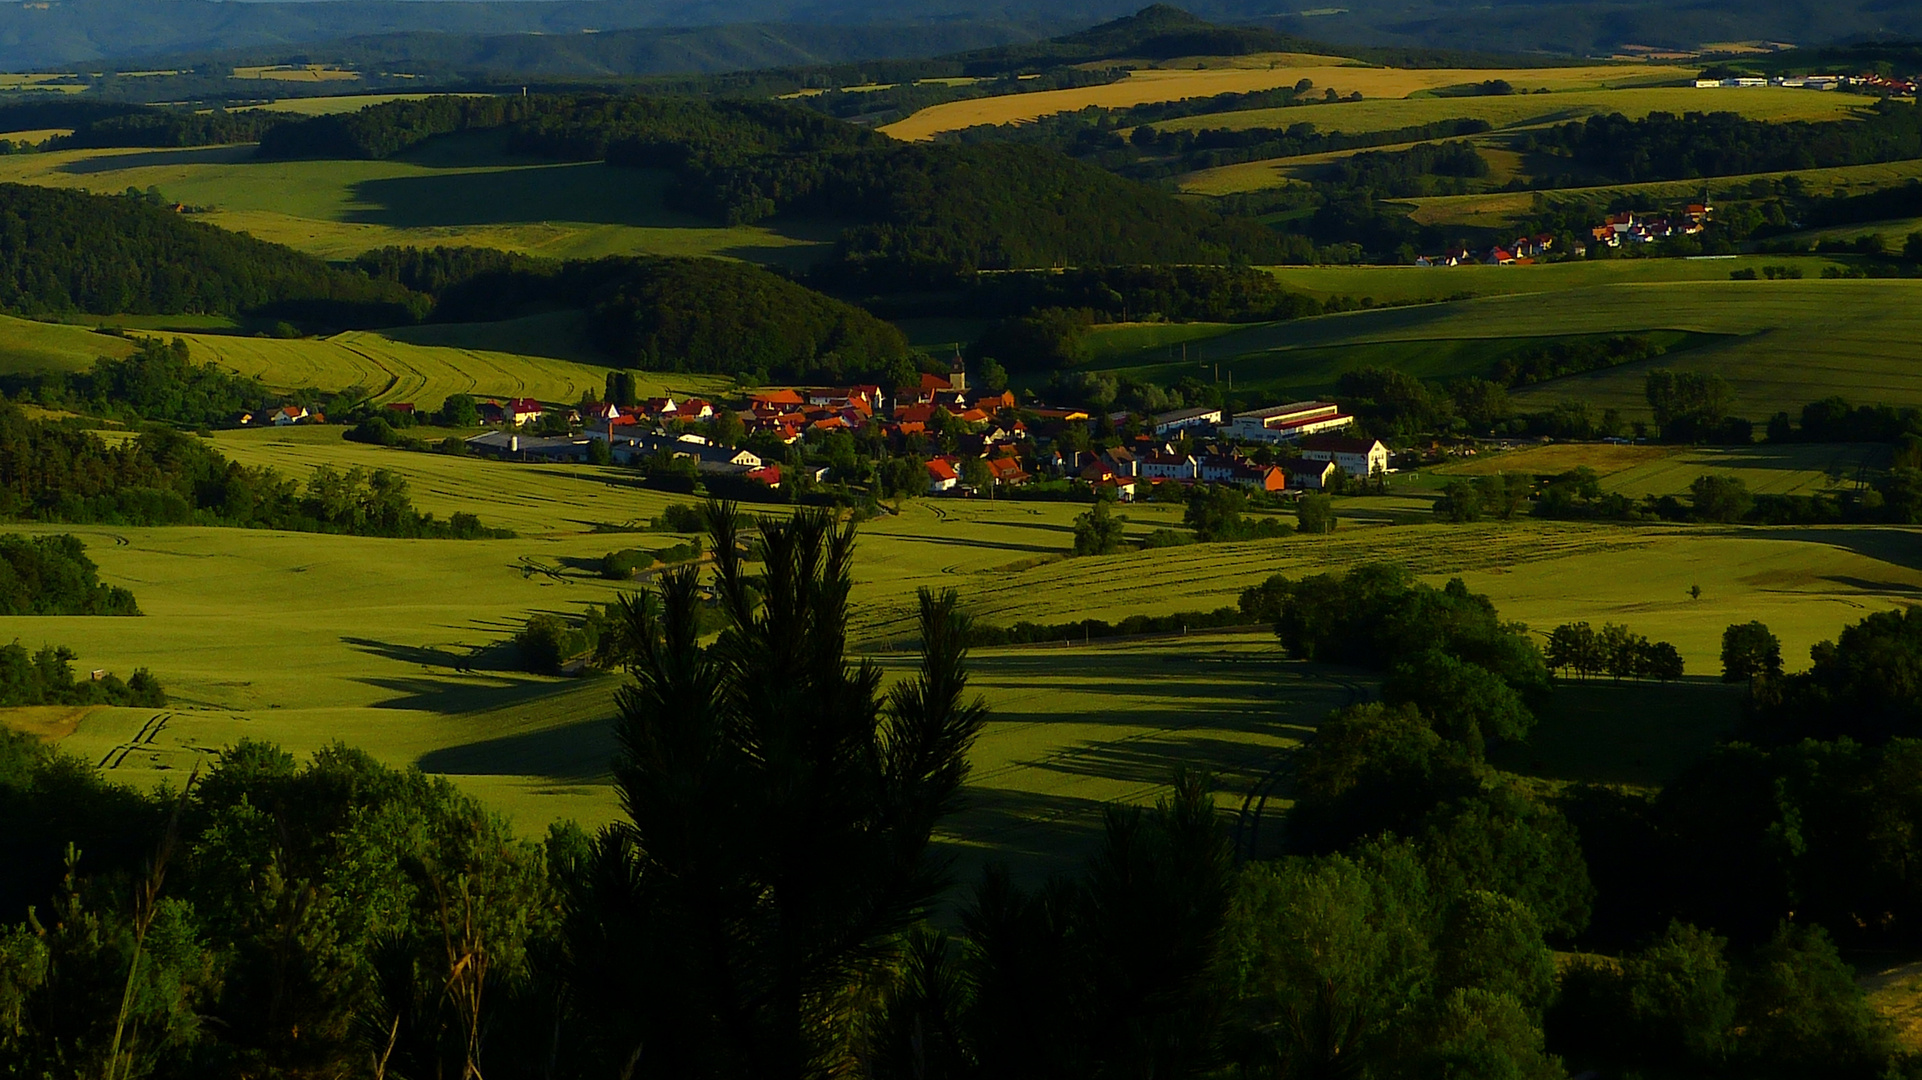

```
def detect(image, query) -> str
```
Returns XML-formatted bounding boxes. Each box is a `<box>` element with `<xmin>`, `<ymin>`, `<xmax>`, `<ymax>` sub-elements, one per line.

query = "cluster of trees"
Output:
<box><xmin>3</xmin><ymin>337</ymin><xmax>278</xmax><ymax>428</ymax></box>
<box><xmin>1320</xmin><ymin>139</ymin><xmax>1491</xmax><ymax>198</ymax></box>
<box><xmin>0</xmin><ymin>401</ymin><xmax>507</xmax><ymax>538</ymax></box>
<box><xmin>1545</xmin><ymin>621</ymin><xmax>1685</xmax><ymax>681</ymax></box>
<box><xmin>1491</xmin><ymin>333</ymin><xmax>1667</xmax><ymax>388</ymax></box>
<box><xmin>1435</xmin><ymin>473</ymin><xmax>1532</xmax><ymax>522</ymax></box>
<box><xmin>965</xmin><ymin>109</ymin><xmax>1489</xmax><ymax>185</ymax></box>
<box><xmin>0</xmin><ymin>533</ymin><xmax>139</xmax><ymax>615</ymax></box>
<box><xmin>1246</xmin><ymin>564</ymin><xmax>1550</xmax><ymax>753</ymax></box>
<box><xmin>965</xmin><ymin>264</ymin><xmax>1324</xmax><ymax>324</ymax></box>
<box><xmin>1182</xmin><ymin>484</ymin><xmax>1292</xmax><ymax>541</ymax></box>
<box><xmin>1646</xmin><ymin>369</ymin><xmax>1746</xmax><ymax>443</ymax></box>
<box><xmin>0</xmin><ymin>642</ymin><xmax>163</xmax><ymax>707</ymax></box>
<box><xmin>1536</xmin><ymin>102</ymin><xmax>1922</xmax><ymax>183</ymax></box>
<box><xmin>0</xmin><ymin>183</ymin><xmax>419</xmax><ymax>324</ymax></box>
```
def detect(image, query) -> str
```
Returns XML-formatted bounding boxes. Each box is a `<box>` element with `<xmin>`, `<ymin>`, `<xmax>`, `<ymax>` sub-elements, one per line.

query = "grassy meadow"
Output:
<box><xmin>7</xmin><ymin>437</ymin><xmax>1919</xmax><ymax>877</ymax></box>
<box><xmin>881</xmin><ymin>58</ymin><xmax>1695</xmax><ymax>140</ymax></box>
<box><xmin>1085</xmin><ymin>276</ymin><xmax>1922</xmax><ymax>418</ymax></box>
<box><xmin>0</xmin><ymin>139</ymin><xmax>834</xmax><ymax>265</ymax></box>
<box><xmin>4</xmin><ymin>394</ymin><xmax>1918</xmax><ymax>875</ymax></box>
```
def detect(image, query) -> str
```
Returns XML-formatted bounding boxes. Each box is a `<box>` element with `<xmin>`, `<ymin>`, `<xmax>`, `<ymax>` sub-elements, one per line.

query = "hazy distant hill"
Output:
<box><xmin>161</xmin><ymin>21</ymin><xmax>1062</xmax><ymax>81</ymax></box>
<box><xmin>6</xmin><ymin>0</ymin><xmax>1922</xmax><ymax>72</ymax></box>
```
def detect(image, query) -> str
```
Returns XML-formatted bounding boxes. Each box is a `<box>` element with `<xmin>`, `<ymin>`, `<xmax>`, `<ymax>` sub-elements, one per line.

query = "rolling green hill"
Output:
<box><xmin>1085</xmin><ymin>270</ymin><xmax>1922</xmax><ymax>418</ymax></box>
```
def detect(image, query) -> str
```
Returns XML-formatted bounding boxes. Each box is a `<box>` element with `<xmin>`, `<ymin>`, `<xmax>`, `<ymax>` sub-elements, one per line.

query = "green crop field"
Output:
<box><xmin>1158</xmin><ymin>85</ymin><xmax>1868</xmax><ymax>139</ymax></box>
<box><xmin>1086</xmin><ymin>278</ymin><xmax>1922</xmax><ymax>418</ymax></box>
<box><xmin>1255</xmin><ymin>255</ymin><xmax>1855</xmax><ymax>305</ymax></box>
<box><xmin>0</xmin><ymin>314</ymin><xmax>728</xmax><ymax>407</ymax></box>
<box><xmin>0</xmin><ymin>314</ymin><xmax>138</xmax><ymax>374</ymax></box>
<box><xmin>0</xmin><ymin>140</ymin><xmax>834</xmax><ymax>265</ymax></box>
<box><xmin>1433</xmin><ymin>441</ymin><xmax>1885</xmax><ymax>497</ymax></box>
<box><xmin>1398</xmin><ymin>158</ymin><xmax>1922</xmax><ymax>230</ymax></box>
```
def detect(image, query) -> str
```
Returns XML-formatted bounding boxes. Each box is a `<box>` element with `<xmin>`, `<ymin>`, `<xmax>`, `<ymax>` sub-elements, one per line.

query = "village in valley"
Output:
<box><xmin>439</xmin><ymin>360</ymin><xmax>1390</xmax><ymax>505</ymax></box>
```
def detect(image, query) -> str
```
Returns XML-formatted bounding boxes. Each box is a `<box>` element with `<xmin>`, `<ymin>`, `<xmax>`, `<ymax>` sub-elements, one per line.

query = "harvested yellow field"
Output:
<box><xmin>233</xmin><ymin>92</ymin><xmax>487</xmax><ymax>116</ymax></box>
<box><xmin>0</xmin><ymin>128</ymin><xmax>71</xmax><ymax>144</ymax></box>
<box><xmin>1161</xmin><ymin>85</ymin><xmax>1865</xmax><ymax>137</ymax></box>
<box><xmin>232</xmin><ymin>64</ymin><xmax>361</xmax><ymax>83</ymax></box>
<box><xmin>883</xmin><ymin>61</ymin><xmax>1692</xmax><ymax>140</ymax></box>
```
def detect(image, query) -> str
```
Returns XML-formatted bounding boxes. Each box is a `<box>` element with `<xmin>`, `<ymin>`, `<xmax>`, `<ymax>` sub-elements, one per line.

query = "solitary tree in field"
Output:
<box><xmin>1721</xmin><ymin>621</ymin><xmax>1784</xmax><ymax>684</ymax></box>
<box><xmin>565</xmin><ymin>502</ymin><xmax>987</xmax><ymax>1080</ymax></box>
<box><xmin>1072</xmin><ymin>497</ymin><xmax>1125</xmax><ymax>556</ymax></box>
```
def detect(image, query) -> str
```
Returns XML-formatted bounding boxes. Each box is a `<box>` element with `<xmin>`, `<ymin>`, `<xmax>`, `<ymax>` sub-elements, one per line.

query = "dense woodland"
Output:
<box><xmin>1</xmin><ymin>511</ymin><xmax>1918</xmax><ymax>1079</ymax></box>
<box><xmin>1531</xmin><ymin>102</ymin><xmax>1922</xmax><ymax>184</ymax></box>
<box><xmin>0</xmin><ymin>184</ymin><xmax>418</xmax><ymax>324</ymax></box>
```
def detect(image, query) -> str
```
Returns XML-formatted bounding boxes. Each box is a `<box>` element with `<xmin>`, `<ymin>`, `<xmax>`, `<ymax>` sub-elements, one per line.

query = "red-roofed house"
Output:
<box><xmin>506</xmin><ymin>398</ymin><xmax>544</xmax><ymax>426</ymax></box>
<box><xmin>985</xmin><ymin>456</ymin><xmax>1029</xmax><ymax>487</ymax></box>
<box><xmin>927</xmin><ymin>457</ymin><xmax>959</xmax><ymax>494</ymax></box>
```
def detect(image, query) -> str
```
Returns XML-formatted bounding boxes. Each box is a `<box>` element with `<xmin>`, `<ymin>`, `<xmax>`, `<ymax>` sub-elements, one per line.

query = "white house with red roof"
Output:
<box><xmin>1299</xmin><ymin>434</ymin><xmax>1390</xmax><ymax>476</ymax></box>
<box><xmin>926</xmin><ymin>457</ymin><xmax>959</xmax><ymax>494</ymax></box>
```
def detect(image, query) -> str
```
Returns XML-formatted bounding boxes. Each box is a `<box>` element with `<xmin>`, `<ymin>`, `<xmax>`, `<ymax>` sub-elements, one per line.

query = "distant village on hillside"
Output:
<box><xmin>451</xmin><ymin>362</ymin><xmax>1390</xmax><ymax>503</ymax></box>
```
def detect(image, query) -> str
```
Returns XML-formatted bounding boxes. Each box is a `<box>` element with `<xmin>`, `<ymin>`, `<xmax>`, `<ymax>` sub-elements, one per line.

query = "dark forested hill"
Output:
<box><xmin>6</xmin><ymin>0</ymin><xmax>1922</xmax><ymax>72</ymax></box>
<box><xmin>0</xmin><ymin>184</ymin><xmax>416</xmax><ymax>323</ymax></box>
<box><xmin>263</xmin><ymin>94</ymin><xmax>1289</xmax><ymax>283</ymax></box>
<box><xmin>394</xmin><ymin>252</ymin><xmax>910</xmax><ymax>381</ymax></box>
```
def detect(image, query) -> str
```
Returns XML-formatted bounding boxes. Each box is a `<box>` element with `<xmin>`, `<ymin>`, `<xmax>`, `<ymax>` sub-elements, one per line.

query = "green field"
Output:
<box><xmin>1086</xmin><ymin>277</ymin><xmax>1922</xmax><ymax>418</ymax></box>
<box><xmin>0</xmin><ymin>139</ymin><xmax>834</xmax><ymax>265</ymax></box>
<box><xmin>1158</xmin><ymin>85</ymin><xmax>1868</xmax><ymax>139</ymax></box>
<box><xmin>0</xmin><ymin>313</ymin><xmax>726</xmax><ymax>406</ymax></box>
<box><xmin>9</xmin><ymin>413</ymin><xmax>1922</xmax><ymax>876</ymax></box>
<box><xmin>1433</xmin><ymin>441</ymin><xmax>1885</xmax><ymax>497</ymax></box>
<box><xmin>1398</xmin><ymin>158</ymin><xmax>1922</xmax><ymax>230</ymax></box>
<box><xmin>1254</xmin><ymin>256</ymin><xmax>1856</xmax><ymax>305</ymax></box>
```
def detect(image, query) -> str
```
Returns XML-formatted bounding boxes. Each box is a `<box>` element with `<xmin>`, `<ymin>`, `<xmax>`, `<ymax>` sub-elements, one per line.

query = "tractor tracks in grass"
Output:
<box><xmin>99</xmin><ymin>711</ymin><xmax>173</xmax><ymax>770</ymax></box>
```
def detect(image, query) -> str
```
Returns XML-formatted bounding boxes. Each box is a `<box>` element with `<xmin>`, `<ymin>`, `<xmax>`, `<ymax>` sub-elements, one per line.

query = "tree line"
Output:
<box><xmin>0</xmin><ymin>400</ymin><xmax>508</xmax><ymax>538</ymax></box>
<box><xmin>1534</xmin><ymin>102</ymin><xmax>1922</xmax><ymax>184</ymax></box>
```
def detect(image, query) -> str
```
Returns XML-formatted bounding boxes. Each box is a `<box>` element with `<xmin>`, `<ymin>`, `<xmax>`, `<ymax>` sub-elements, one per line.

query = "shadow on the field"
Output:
<box><xmin>343</xmin><ymin>635</ymin><xmax>522</xmax><ymax>674</ymax></box>
<box><xmin>1004</xmin><ymin>729</ymin><xmax>1315</xmax><ymax>793</ymax></box>
<box><xmin>346</xmin><ymin>162</ymin><xmax>694</xmax><ymax>228</ymax></box>
<box><xmin>354</xmin><ymin>673</ymin><xmax>574</xmax><ymax>715</ymax></box>
<box><xmin>418</xmin><ymin>716</ymin><xmax>617</xmax><ymax>782</ymax></box>
<box><xmin>935</xmin><ymin>786</ymin><xmax>1113</xmax><ymax>890</ymax></box>
<box><xmin>1767</xmin><ymin>527</ymin><xmax>1922</xmax><ymax>576</ymax></box>
<box><xmin>865</xmin><ymin>532</ymin><xmax>1061</xmax><ymax>556</ymax></box>
<box><xmin>56</xmin><ymin>145</ymin><xmax>252</xmax><ymax>174</ymax></box>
